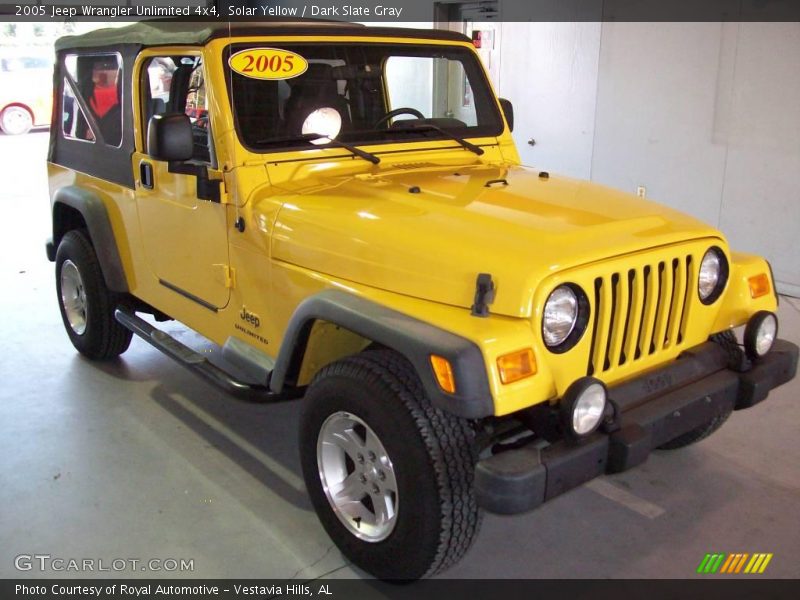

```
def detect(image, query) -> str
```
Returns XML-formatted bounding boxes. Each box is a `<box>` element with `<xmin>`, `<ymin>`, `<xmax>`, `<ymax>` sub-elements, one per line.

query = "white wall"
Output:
<box><xmin>498</xmin><ymin>22</ymin><xmax>601</xmax><ymax>179</ymax></box>
<box><xmin>590</xmin><ymin>23</ymin><xmax>730</xmax><ymax>226</ymax></box>
<box><xmin>589</xmin><ymin>22</ymin><xmax>800</xmax><ymax>295</ymax></box>
<box><xmin>493</xmin><ymin>22</ymin><xmax>800</xmax><ymax>295</ymax></box>
<box><xmin>715</xmin><ymin>23</ymin><xmax>800</xmax><ymax>297</ymax></box>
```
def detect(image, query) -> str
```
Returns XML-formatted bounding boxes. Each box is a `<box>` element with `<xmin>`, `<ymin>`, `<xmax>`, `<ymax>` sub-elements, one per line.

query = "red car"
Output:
<box><xmin>0</xmin><ymin>52</ymin><xmax>54</xmax><ymax>135</ymax></box>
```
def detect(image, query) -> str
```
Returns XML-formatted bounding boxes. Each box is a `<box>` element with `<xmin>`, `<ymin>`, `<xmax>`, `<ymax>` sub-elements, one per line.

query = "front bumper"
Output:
<box><xmin>475</xmin><ymin>338</ymin><xmax>798</xmax><ymax>515</ymax></box>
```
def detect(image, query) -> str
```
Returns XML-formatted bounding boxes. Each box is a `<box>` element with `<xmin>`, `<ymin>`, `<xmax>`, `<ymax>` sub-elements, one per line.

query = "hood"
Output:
<box><xmin>267</xmin><ymin>164</ymin><xmax>720</xmax><ymax>318</ymax></box>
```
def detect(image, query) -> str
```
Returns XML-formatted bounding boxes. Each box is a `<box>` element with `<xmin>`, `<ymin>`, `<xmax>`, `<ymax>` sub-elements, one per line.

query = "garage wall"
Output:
<box><xmin>492</xmin><ymin>22</ymin><xmax>800</xmax><ymax>296</ymax></box>
<box><xmin>498</xmin><ymin>22</ymin><xmax>601</xmax><ymax>179</ymax></box>
<box><xmin>590</xmin><ymin>22</ymin><xmax>800</xmax><ymax>296</ymax></box>
<box><xmin>713</xmin><ymin>23</ymin><xmax>800</xmax><ymax>298</ymax></box>
<box><xmin>589</xmin><ymin>23</ymin><xmax>730</xmax><ymax>226</ymax></box>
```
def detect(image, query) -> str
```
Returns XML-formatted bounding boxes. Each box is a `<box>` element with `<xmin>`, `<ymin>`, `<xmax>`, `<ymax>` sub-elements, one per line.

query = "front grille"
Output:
<box><xmin>587</xmin><ymin>254</ymin><xmax>694</xmax><ymax>375</ymax></box>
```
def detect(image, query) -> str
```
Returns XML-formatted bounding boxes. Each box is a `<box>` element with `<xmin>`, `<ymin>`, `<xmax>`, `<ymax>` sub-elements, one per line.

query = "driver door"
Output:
<box><xmin>133</xmin><ymin>52</ymin><xmax>230</xmax><ymax>311</ymax></box>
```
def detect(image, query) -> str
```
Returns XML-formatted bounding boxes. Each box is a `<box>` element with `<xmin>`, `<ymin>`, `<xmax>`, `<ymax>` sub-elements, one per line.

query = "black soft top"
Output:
<box><xmin>54</xmin><ymin>20</ymin><xmax>471</xmax><ymax>51</ymax></box>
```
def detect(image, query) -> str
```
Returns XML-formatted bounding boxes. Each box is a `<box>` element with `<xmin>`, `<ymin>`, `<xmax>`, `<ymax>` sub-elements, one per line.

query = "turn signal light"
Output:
<box><xmin>430</xmin><ymin>355</ymin><xmax>456</xmax><ymax>393</ymax></box>
<box><xmin>748</xmin><ymin>273</ymin><xmax>771</xmax><ymax>299</ymax></box>
<box><xmin>497</xmin><ymin>348</ymin><xmax>537</xmax><ymax>384</ymax></box>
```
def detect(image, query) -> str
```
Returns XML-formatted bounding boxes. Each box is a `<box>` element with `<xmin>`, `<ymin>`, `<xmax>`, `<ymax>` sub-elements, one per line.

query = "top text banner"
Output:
<box><xmin>2</xmin><ymin>0</ymin><xmax>800</xmax><ymax>22</ymax></box>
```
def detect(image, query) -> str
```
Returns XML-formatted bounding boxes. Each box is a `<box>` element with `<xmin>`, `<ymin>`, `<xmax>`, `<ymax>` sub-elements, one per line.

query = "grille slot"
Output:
<box><xmin>588</xmin><ymin>255</ymin><xmax>693</xmax><ymax>375</ymax></box>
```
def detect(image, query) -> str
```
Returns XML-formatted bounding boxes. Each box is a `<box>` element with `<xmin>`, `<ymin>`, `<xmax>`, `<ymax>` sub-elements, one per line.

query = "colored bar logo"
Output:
<box><xmin>697</xmin><ymin>553</ymin><xmax>773</xmax><ymax>574</ymax></box>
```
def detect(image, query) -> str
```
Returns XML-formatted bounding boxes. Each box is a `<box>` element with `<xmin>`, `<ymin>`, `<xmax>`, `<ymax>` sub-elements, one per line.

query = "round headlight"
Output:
<box><xmin>543</xmin><ymin>286</ymin><xmax>578</xmax><ymax>347</ymax></box>
<box><xmin>744</xmin><ymin>311</ymin><xmax>778</xmax><ymax>360</ymax></box>
<box><xmin>698</xmin><ymin>247</ymin><xmax>728</xmax><ymax>304</ymax></box>
<box><xmin>560</xmin><ymin>378</ymin><xmax>608</xmax><ymax>438</ymax></box>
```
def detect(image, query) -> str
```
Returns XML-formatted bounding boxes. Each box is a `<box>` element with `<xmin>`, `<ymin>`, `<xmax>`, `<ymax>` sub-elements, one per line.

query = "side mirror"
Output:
<box><xmin>499</xmin><ymin>98</ymin><xmax>514</xmax><ymax>132</ymax></box>
<box><xmin>147</xmin><ymin>113</ymin><xmax>193</xmax><ymax>161</ymax></box>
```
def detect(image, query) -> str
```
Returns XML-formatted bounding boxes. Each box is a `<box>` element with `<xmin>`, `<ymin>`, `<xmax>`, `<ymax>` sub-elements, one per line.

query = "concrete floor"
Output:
<box><xmin>1</xmin><ymin>132</ymin><xmax>799</xmax><ymax>579</ymax></box>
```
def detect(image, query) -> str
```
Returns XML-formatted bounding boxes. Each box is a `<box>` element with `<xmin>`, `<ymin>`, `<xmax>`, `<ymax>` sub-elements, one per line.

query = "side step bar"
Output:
<box><xmin>114</xmin><ymin>309</ymin><xmax>301</xmax><ymax>403</ymax></box>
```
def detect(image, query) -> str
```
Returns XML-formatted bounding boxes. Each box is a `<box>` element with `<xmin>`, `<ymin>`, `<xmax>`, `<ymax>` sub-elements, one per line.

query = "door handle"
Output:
<box><xmin>527</xmin><ymin>138</ymin><xmax>536</xmax><ymax>146</ymax></box>
<box><xmin>139</xmin><ymin>161</ymin><xmax>154</xmax><ymax>189</ymax></box>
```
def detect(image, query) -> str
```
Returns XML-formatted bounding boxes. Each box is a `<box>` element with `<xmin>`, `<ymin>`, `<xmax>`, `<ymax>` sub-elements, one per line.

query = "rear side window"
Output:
<box><xmin>61</xmin><ymin>80</ymin><xmax>94</xmax><ymax>143</ymax></box>
<box><xmin>62</xmin><ymin>53</ymin><xmax>123</xmax><ymax>147</ymax></box>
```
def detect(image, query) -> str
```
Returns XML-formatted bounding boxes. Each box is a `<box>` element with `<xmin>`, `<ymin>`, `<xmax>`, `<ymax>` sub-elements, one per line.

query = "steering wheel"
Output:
<box><xmin>373</xmin><ymin>107</ymin><xmax>425</xmax><ymax>129</ymax></box>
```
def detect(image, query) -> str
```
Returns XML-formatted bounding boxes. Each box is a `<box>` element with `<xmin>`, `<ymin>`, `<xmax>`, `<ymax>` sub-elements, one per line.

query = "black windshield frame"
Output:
<box><xmin>223</xmin><ymin>41</ymin><xmax>504</xmax><ymax>154</ymax></box>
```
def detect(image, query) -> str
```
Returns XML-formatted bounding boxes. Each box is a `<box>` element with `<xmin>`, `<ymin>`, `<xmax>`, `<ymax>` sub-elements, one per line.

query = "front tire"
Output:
<box><xmin>299</xmin><ymin>349</ymin><xmax>481</xmax><ymax>580</ymax></box>
<box><xmin>55</xmin><ymin>230</ymin><xmax>132</xmax><ymax>359</ymax></box>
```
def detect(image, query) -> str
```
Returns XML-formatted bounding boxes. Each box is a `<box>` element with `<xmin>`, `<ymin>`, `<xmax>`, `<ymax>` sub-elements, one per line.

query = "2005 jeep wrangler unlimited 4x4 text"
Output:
<box><xmin>46</xmin><ymin>21</ymin><xmax>798</xmax><ymax>580</ymax></box>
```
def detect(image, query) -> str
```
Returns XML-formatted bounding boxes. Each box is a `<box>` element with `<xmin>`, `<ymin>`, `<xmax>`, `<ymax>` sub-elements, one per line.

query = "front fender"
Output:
<box><xmin>270</xmin><ymin>290</ymin><xmax>494</xmax><ymax>419</ymax></box>
<box><xmin>712</xmin><ymin>252</ymin><xmax>779</xmax><ymax>332</ymax></box>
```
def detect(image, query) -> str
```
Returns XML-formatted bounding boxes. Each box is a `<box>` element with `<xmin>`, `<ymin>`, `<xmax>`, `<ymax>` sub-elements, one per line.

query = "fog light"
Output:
<box><xmin>560</xmin><ymin>377</ymin><xmax>608</xmax><ymax>438</ymax></box>
<box><xmin>744</xmin><ymin>311</ymin><xmax>778</xmax><ymax>360</ymax></box>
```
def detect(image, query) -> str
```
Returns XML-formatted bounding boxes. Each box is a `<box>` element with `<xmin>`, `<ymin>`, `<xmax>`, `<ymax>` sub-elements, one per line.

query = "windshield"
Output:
<box><xmin>225</xmin><ymin>42</ymin><xmax>503</xmax><ymax>152</ymax></box>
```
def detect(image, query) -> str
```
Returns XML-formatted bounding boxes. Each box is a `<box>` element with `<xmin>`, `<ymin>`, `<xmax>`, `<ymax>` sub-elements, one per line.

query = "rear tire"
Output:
<box><xmin>299</xmin><ymin>349</ymin><xmax>481</xmax><ymax>580</ymax></box>
<box><xmin>55</xmin><ymin>230</ymin><xmax>132</xmax><ymax>359</ymax></box>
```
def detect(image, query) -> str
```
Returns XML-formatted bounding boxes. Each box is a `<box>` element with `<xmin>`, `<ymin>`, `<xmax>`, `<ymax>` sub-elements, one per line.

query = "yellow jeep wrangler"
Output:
<box><xmin>46</xmin><ymin>22</ymin><xmax>797</xmax><ymax>579</ymax></box>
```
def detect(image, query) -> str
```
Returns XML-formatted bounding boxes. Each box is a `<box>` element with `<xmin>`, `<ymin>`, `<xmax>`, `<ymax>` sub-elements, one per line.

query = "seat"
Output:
<box><xmin>282</xmin><ymin>63</ymin><xmax>350</xmax><ymax>136</ymax></box>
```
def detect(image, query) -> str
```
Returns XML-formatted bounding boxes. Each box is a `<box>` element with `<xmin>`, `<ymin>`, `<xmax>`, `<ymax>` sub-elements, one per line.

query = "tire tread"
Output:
<box><xmin>310</xmin><ymin>349</ymin><xmax>482</xmax><ymax>578</ymax></box>
<box><xmin>56</xmin><ymin>230</ymin><xmax>132</xmax><ymax>359</ymax></box>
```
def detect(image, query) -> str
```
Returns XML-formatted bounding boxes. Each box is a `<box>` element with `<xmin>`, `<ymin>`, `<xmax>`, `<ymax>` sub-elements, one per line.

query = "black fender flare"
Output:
<box><xmin>50</xmin><ymin>186</ymin><xmax>129</xmax><ymax>293</ymax></box>
<box><xmin>270</xmin><ymin>290</ymin><xmax>494</xmax><ymax>419</ymax></box>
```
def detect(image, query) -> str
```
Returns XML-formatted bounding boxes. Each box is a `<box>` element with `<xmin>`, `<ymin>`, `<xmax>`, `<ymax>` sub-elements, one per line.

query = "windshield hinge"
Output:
<box><xmin>471</xmin><ymin>273</ymin><xmax>495</xmax><ymax>318</ymax></box>
<box><xmin>214</xmin><ymin>264</ymin><xmax>236</xmax><ymax>289</ymax></box>
<box><xmin>208</xmin><ymin>168</ymin><xmax>233</xmax><ymax>204</ymax></box>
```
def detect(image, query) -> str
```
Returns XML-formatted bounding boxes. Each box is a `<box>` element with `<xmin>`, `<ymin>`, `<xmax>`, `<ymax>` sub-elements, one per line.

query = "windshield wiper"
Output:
<box><xmin>390</xmin><ymin>123</ymin><xmax>485</xmax><ymax>156</ymax></box>
<box><xmin>254</xmin><ymin>133</ymin><xmax>380</xmax><ymax>164</ymax></box>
